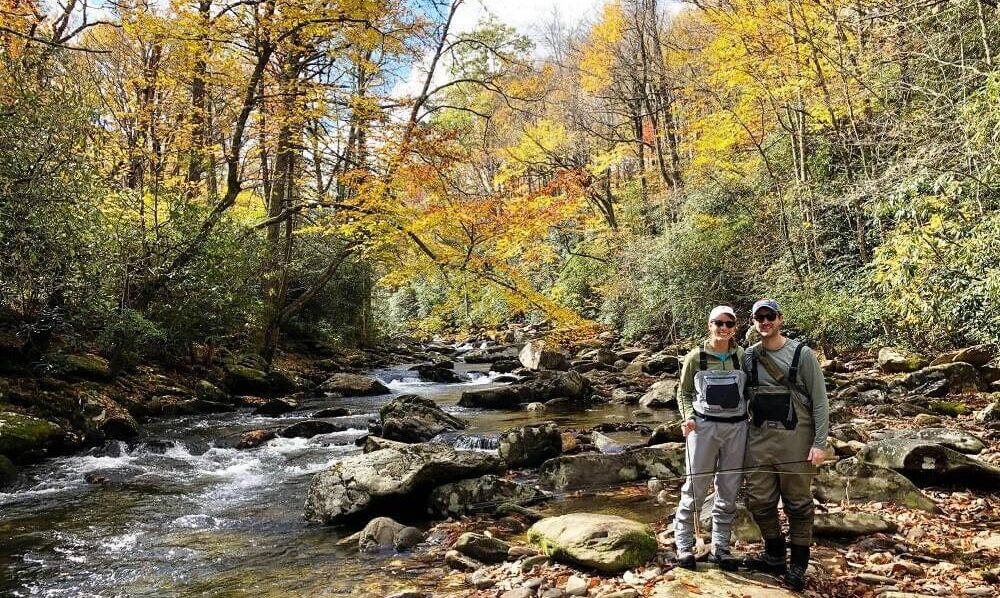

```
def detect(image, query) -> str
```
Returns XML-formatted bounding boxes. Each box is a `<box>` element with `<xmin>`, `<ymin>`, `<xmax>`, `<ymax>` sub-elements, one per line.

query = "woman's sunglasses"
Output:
<box><xmin>711</xmin><ymin>319</ymin><xmax>736</xmax><ymax>328</ymax></box>
<box><xmin>753</xmin><ymin>312</ymin><xmax>779</xmax><ymax>322</ymax></box>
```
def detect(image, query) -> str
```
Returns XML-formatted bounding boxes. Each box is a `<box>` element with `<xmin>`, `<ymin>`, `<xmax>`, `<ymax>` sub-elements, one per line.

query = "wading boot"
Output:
<box><xmin>676</xmin><ymin>553</ymin><xmax>696</xmax><ymax>571</ymax></box>
<box><xmin>708</xmin><ymin>549</ymin><xmax>740</xmax><ymax>572</ymax></box>
<box><xmin>784</xmin><ymin>544</ymin><xmax>809</xmax><ymax>592</ymax></box>
<box><xmin>743</xmin><ymin>537</ymin><xmax>787</xmax><ymax>575</ymax></box>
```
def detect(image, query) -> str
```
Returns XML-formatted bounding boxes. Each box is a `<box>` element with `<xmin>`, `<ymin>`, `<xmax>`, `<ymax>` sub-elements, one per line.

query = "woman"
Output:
<box><xmin>673</xmin><ymin>305</ymin><xmax>748</xmax><ymax>572</ymax></box>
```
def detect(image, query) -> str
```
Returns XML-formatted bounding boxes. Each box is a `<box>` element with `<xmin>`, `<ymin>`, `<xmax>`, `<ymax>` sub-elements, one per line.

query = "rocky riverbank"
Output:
<box><xmin>3</xmin><ymin>328</ymin><xmax>1000</xmax><ymax>597</ymax></box>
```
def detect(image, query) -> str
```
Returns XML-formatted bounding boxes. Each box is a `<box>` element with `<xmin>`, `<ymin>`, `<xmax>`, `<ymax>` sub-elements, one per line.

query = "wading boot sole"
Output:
<box><xmin>676</xmin><ymin>555</ymin><xmax>696</xmax><ymax>571</ymax></box>
<box><xmin>785</xmin><ymin>564</ymin><xmax>806</xmax><ymax>591</ymax></box>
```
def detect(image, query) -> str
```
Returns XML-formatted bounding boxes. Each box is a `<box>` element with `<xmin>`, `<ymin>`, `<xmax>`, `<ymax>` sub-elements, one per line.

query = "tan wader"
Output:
<box><xmin>744</xmin><ymin>389</ymin><xmax>817</xmax><ymax>546</ymax></box>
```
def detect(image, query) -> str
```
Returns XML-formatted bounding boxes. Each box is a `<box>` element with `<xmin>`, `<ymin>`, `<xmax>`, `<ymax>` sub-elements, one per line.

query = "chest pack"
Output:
<box><xmin>746</xmin><ymin>341</ymin><xmax>810</xmax><ymax>430</ymax></box>
<box><xmin>691</xmin><ymin>348</ymin><xmax>747</xmax><ymax>423</ymax></box>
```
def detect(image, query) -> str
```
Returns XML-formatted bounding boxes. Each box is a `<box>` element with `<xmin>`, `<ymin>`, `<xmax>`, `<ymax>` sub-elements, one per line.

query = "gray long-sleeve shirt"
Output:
<box><xmin>749</xmin><ymin>340</ymin><xmax>830</xmax><ymax>449</ymax></box>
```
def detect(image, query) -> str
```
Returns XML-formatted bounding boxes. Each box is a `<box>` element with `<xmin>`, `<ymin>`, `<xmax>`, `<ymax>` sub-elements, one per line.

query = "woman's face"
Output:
<box><xmin>709</xmin><ymin>314</ymin><xmax>736</xmax><ymax>343</ymax></box>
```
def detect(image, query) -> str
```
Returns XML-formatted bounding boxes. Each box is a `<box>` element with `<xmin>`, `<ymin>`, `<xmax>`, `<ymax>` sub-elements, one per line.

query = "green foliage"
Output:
<box><xmin>98</xmin><ymin>310</ymin><xmax>167</xmax><ymax>370</ymax></box>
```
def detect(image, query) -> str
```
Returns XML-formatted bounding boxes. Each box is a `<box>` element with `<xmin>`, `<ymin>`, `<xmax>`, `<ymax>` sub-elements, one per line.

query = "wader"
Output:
<box><xmin>675</xmin><ymin>349</ymin><xmax>749</xmax><ymax>559</ymax></box>
<box><xmin>744</xmin><ymin>342</ymin><xmax>816</xmax><ymax>552</ymax></box>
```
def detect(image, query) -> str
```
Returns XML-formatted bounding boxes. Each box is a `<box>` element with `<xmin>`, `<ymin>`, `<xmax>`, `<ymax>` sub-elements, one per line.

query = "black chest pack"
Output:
<box><xmin>746</xmin><ymin>342</ymin><xmax>811</xmax><ymax>430</ymax></box>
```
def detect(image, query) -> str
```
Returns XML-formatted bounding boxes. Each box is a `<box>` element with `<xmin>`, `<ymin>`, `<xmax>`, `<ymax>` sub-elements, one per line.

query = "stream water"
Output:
<box><xmin>0</xmin><ymin>363</ymin><xmax>675</xmax><ymax>597</ymax></box>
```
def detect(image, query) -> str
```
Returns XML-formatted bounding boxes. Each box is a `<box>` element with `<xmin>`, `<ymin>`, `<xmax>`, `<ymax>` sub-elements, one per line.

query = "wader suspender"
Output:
<box><xmin>698</xmin><ymin>348</ymin><xmax>741</xmax><ymax>371</ymax></box>
<box><xmin>748</xmin><ymin>342</ymin><xmax>809</xmax><ymax>430</ymax></box>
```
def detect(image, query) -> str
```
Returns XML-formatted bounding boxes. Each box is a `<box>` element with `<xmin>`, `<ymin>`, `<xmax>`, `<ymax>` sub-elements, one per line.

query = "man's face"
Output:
<box><xmin>753</xmin><ymin>309</ymin><xmax>783</xmax><ymax>338</ymax></box>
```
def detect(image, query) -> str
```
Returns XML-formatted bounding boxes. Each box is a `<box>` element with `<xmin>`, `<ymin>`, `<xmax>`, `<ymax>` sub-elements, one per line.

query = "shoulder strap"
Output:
<box><xmin>746</xmin><ymin>345</ymin><xmax>759</xmax><ymax>387</ymax></box>
<box><xmin>699</xmin><ymin>348</ymin><xmax>707</xmax><ymax>371</ymax></box>
<box><xmin>788</xmin><ymin>342</ymin><xmax>806</xmax><ymax>386</ymax></box>
<box><xmin>731</xmin><ymin>351</ymin><xmax>740</xmax><ymax>370</ymax></box>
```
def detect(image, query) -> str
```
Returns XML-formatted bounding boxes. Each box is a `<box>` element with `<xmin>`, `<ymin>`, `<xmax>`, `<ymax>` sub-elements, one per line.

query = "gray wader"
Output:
<box><xmin>675</xmin><ymin>350</ymin><xmax>749</xmax><ymax>558</ymax></box>
<box><xmin>674</xmin><ymin>417</ymin><xmax>748</xmax><ymax>556</ymax></box>
<box><xmin>744</xmin><ymin>377</ymin><xmax>817</xmax><ymax>546</ymax></box>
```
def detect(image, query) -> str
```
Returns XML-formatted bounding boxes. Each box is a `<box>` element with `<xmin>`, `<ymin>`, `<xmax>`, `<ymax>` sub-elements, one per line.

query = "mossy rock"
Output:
<box><xmin>527</xmin><ymin>513</ymin><xmax>657</xmax><ymax>573</ymax></box>
<box><xmin>0</xmin><ymin>411</ymin><xmax>63</xmax><ymax>457</ymax></box>
<box><xmin>195</xmin><ymin>380</ymin><xmax>228</xmax><ymax>403</ymax></box>
<box><xmin>223</xmin><ymin>365</ymin><xmax>271</xmax><ymax>395</ymax></box>
<box><xmin>59</xmin><ymin>354</ymin><xmax>112</xmax><ymax>381</ymax></box>
<box><xmin>926</xmin><ymin>400</ymin><xmax>968</xmax><ymax>417</ymax></box>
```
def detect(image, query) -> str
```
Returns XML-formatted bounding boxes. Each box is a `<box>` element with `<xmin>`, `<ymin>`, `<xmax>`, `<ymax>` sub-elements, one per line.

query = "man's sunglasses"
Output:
<box><xmin>753</xmin><ymin>312</ymin><xmax>779</xmax><ymax>322</ymax></box>
<box><xmin>711</xmin><ymin>320</ymin><xmax>736</xmax><ymax>328</ymax></box>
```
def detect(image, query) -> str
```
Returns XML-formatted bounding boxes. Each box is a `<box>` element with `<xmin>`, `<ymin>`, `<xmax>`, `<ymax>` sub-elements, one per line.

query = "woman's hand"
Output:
<box><xmin>681</xmin><ymin>419</ymin><xmax>697</xmax><ymax>437</ymax></box>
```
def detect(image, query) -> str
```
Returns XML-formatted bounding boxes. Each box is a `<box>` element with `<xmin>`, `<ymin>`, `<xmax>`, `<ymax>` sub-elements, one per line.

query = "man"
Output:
<box><xmin>742</xmin><ymin>298</ymin><xmax>829</xmax><ymax>591</ymax></box>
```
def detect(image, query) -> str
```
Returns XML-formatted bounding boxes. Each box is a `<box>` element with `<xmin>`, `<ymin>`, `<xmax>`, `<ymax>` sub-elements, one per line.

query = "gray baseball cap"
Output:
<box><xmin>751</xmin><ymin>298</ymin><xmax>781</xmax><ymax>315</ymax></box>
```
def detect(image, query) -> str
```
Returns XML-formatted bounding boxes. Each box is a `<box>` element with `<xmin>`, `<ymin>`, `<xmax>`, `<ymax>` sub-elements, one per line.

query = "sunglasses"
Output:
<box><xmin>753</xmin><ymin>312</ymin><xmax>779</xmax><ymax>322</ymax></box>
<box><xmin>710</xmin><ymin>319</ymin><xmax>736</xmax><ymax>328</ymax></box>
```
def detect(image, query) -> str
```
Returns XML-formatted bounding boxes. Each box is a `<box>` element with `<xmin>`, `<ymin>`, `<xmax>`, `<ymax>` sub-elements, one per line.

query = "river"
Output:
<box><xmin>0</xmin><ymin>363</ymin><xmax>673</xmax><ymax>597</ymax></box>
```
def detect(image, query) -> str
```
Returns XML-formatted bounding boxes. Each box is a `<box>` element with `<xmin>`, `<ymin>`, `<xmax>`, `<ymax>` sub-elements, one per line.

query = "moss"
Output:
<box><xmin>0</xmin><ymin>411</ymin><xmax>62</xmax><ymax>456</ymax></box>
<box><xmin>58</xmin><ymin>353</ymin><xmax>111</xmax><ymax>380</ymax></box>
<box><xmin>928</xmin><ymin>400</ymin><xmax>968</xmax><ymax>417</ymax></box>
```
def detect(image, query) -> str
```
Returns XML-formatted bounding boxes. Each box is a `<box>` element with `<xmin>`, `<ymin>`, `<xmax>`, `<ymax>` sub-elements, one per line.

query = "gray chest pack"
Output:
<box><xmin>691</xmin><ymin>349</ymin><xmax>748</xmax><ymax>422</ymax></box>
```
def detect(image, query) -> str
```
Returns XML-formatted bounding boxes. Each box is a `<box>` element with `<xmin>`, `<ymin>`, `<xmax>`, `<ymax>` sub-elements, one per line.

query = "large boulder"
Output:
<box><xmin>499</xmin><ymin>423</ymin><xmax>562</xmax><ymax>468</ymax></box>
<box><xmin>379</xmin><ymin>394</ymin><xmax>466</xmax><ymax>443</ymax></box>
<box><xmin>648</xmin><ymin>421</ymin><xmax>685</xmax><ymax>444</ymax></box>
<box><xmin>454</xmin><ymin>532</ymin><xmax>510</xmax><ymax>564</ymax></box>
<box><xmin>538</xmin><ymin>444</ymin><xmax>685</xmax><ymax>491</ymax></box>
<box><xmin>224</xmin><ymin>365</ymin><xmax>271</xmax><ymax>395</ymax></box>
<box><xmin>976</xmin><ymin>398</ymin><xmax>1000</xmax><ymax>423</ymax></box>
<box><xmin>931</xmin><ymin>344</ymin><xmax>996</xmax><ymax>368</ymax></box>
<box><xmin>357</xmin><ymin>517</ymin><xmax>423</xmax><ymax>552</ymax></box>
<box><xmin>697</xmin><ymin>494</ymin><xmax>761</xmax><ymax>542</ymax></box>
<box><xmin>519</xmin><ymin>341</ymin><xmax>570</xmax><ymax>371</ymax></box>
<box><xmin>58</xmin><ymin>353</ymin><xmax>112</xmax><ymax>381</ymax></box>
<box><xmin>638</xmin><ymin>379</ymin><xmax>679</xmax><ymax>410</ymax></box>
<box><xmin>650</xmin><ymin>567</ymin><xmax>800</xmax><ymax>597</ymax></box>
<box><xmin>253</xmin><ymin>397</ymin><xmax>299</xmax><ymax>416</ymax></box>
<box><xmin>858</xmin><ymin>438</ymin><xmax>1000</xmax><ymax>488</ymax></box>
<box><xmin>878</xmin><ymin>348</ymin><xmax>928</xmax><ymax>373</ymax></box>
<box><xmin>458</xmin><ymin>385</ymin><xmax>534</xmax><ymax>409</ymax></box>
<box><xmin>195</xmin><ymin>380</ymin><xmax>228</xmax><ymax>403</ymax></box>
<box><xmin>813</xmin><ymin>512</ymin><xmax>896</xmax><ymax>538</ymax></box>
<box><xmin>279</xmin><ymin>420</ymin><xmax>345</xmax><ymax>439</ymax></box>
<box><xmin>814</xmin><ymin>458</ymin><xmax>938</xmax><ymax>512</ymax></box>
<box><xmin>870</xmin><ymin>427</ymin><xmax>985</xmax><ymax>454</ymax></box>
<box><xmin>428</xmin><ymin>475</ymin><xmax>544</xmax><ymax>517</ymax></box>
<box><xmin>317</xmin><ymin>374</ymin><xmax>390</xmax><ymax>397</ymax></box>
<box><xmin>461</xmin><ymin>345</ymin><xmax>520</xmax><ymax>364</ymax></box>
<box><xmin>523</xmin><ymin>370</ymin><xmax>589</xmax><ymax>401</ymax></box>
<box><xmin>304</xmin><ymin>442</ymin><xmax>503</xmax><ymax>523</ymax></box>
<box><xmin>890</xmin><ymin>362</ymin><xmax>982</xmax><ymax>396</ymax></box>
<box><xmin>0</xmin><ymin>411</ymin><xmax>63</xmax><ymax>458</ymax></box>
<box><xmin>80</xmin><ymin>392</ymin><xmax>139</xmax><ymax>440</ymax></box>
<box><xmin>527</xmin><ymin>513</ymin><xmax>657</xmax><ymax>573</ymax></box>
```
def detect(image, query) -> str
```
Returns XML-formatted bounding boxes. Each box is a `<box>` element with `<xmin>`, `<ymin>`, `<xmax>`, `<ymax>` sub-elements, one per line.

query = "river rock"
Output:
<box><xmin>813</xmin><ymin>458</ymin><xmax>938</xmax><ymax>512</ymax></box>
<box><xmin>235</xmin><ymin>429</ymin><xmax>276</xmax><ymax>449</ymax></box>
<box><xmin>312</xmin><ymin>407</ymin><xmax>350</xmax><ymax>418</ymax></box>
<box><xmin>317</xmin><ymin>373</ymin><xmax>390</xmax><ymax>397</ymax></box>
<box><xmin>279</xmin><ymin>420</ymin><xmax>345</xmax><ymax>439</ymax></box>
<box><xmin>878</xmin><ymin>348</ymin><xmax>928</xmax><ymax>373</ymax></box>
<box><xmin>223</xmin><ymin>364</ymin><xmax>271</xmax><ymax>395</ymax></box>
<box><xmin>0</xmin><ymin>411</ymin><xmax>63</xmax><ymax>458</ymax></box>
<box><xmin>379</xmin><ymin>394</ymin><xmax>467</xmax><ymax>443</ymax></box>
<box><xmin>592</xmin><ymin>431</ymin><xmax>625</xmax><ymax>454</ymax></box>
<box><xmin>455</xmin><ymin>532</ymin><xmax>510</xmax><ymax>564</ymax></box>
<box><xmin>462</xmin><ymin>345</ymin><xmax>520</xmax><ymax>364</ymax></box>
<box><xmin>359</xmin><ymin>516</ymin><xmax>406</xmax><ymax>552</ymax></box>
<box><xmin>697</xmin><ymin>494</ymin><xmax>761</xmax><ymax>542</ymax></box>
<box><xmin>80</xmin><ymin>392</ymin><xmax>139</xmax><ymax>440</ymax></box>
<box><xmin>650</xmin><ymin>567</ymin><xmax>801</xmax><ymax>597</ymax></box>
<box><xmin>524</xmin><ymin>370</ymin><xmax>589</xmax><ymax>401</ymax></box>
<box><xmin>459</xmin><ymin>386</ymin><xmax>534</xmax><ymax>409</ymax></box>
<box><xmin>491</xmin><ymin>358</ymin><xmax>521</xmax><ymax>373</ymax></box>
<box><xmin>428</xmin><ymin>475</ymin><xmax>544</xmax><ymax>516</ymax></box>
<box><xmin>648</xmin><ymin>421</ymin><xmax>684</xmax><ymax>444</ymax></box>
<box><xmin>195</xmin><ymin>380</ymin><xmax>228</xmax><ymax>403</ymax></box>
<box><xmin>445</xmin><ymin>549</ymin><xmax>483</xmax><ymax>571</ymax></box>
<box><xmin>394</xmin><ymin>526</ymin><xmax>425</xmax><ymax>550</ymax></box>
<box><xmin>813</xmin><ymin>512</ymin><xmax>896</xmax><ymax>537</ymax></box>
<box><xmin>176</xmin><ymin>398</ymin><xmax>237</xmax><ymax>415</ymax></box>
<box><xmin>527</xmin><ymin>513</ymin><xmax>657</xmax><ymax>573</ymax></box>
<box><xmin>253</xmin><ymin>397</ymin><xmax>299</xmax><ymax>416</ymax></box>
<box><xmin>858</xmin><ymin>438</ymin><xmax>1000</xmax><ymax>488</ymax></box>
<box><xmin>304</xmin><ymin>441</ymin><xmax>503</xmax><ymax>523</ymax></box>
<box><xmin>58</xmin><ymin>353</ymin><xmax>112</xmax><ymax>381</ymax></box>
<box><xmin>932</xmin><ymin>344</ymin><xmax>996</xmax><ymax>367</ymax></box>
<box><xmin>538</xmin><ymin>444</ymin><xmax>685</xmax><ymax>491</ymax></box>
<box><xmin>644</xmin><ymin>354</ymin><xmax>680</xmax><ymax>375</ymax></box>
<box><xmin>500</xmin><ymin>423</ymin><xmax>562</xmax><ymax>468</ymax></box>
<box><xmin>891</xmin><ymin>362</ymin><xmax>982</xmax><ymax>395</ymax></box>
<box><xmin>976</xmin><ymin>399</ymin><xmax>1000</xmax><ymax>422</ymax></box>
<box><xmin>519</xmin><ymin>341</ymin><xmax>570</xmax><ymax>371</ymax></box>
<box><xmin>409</xmin><ymin>364</ymin><xmax>464</xmax><ymax>383</ymax></box>
<box><xmin>870</xmin><ymin>427</ymin><xmax>985</xmax><ymax>454</ymax></box>
<box><xmin>638</xmin><ymin>379</ymin><xmax>679</xmax><ymax>409</ymax></box>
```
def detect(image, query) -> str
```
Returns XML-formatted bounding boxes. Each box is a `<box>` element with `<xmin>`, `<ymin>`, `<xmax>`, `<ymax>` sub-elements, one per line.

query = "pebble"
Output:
<box><xmin>539</xmin><ymin>589</ymin><xmax>564</xmax><ymax>598</ymax></box>
<box><xmin>523</xmin><ymin>578</ymin><xmax>544</xmax><ymax>590</ymax></box>
<box><xmin>519</xmin><ymin>554</ymin><xmax>550</xmax><ymax>573</ymax></box>
<box><xmin>564</xmin><ymin>574</ymin><xmax>589</xmax><ymax>596</ymax></box>
<box><xmin>596</xmin><ymin>590</ymin><xmax>638</xmax><ymax>598</ymax></box>
<box><xmin>621</xmin><ymin>570</ymin><xmax>639</xmax><ymax>584</ymax></box>
<box><xmin>444</xmin><ymin>549</ymin><xmax>481</xmax><ymax>571</ymax></box>
<box><xmin>508</xmin><ymin>545</ymin><xmax>539</xmax><ymax>559</ymax></box>
<box><xmin>469</xmin><ymin>568</ymin><xmax>494</xmax><ymax>590</ymax></box>
<box><xmin>962</xmin><ymin>588</ymin><xmax>994</xmax><ymax>597</ymax></box>
<box><xmin>501</xmin><ymin>590</ymin><xmax>534</xmax><ymax>598</ymax></box>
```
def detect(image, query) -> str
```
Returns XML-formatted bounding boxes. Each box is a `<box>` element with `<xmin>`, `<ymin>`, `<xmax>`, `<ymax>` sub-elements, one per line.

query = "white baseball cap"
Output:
<box><xmin>708</xmin><ymin>305</ymin><xmax>737</xmax><ymax>321</ymax></box>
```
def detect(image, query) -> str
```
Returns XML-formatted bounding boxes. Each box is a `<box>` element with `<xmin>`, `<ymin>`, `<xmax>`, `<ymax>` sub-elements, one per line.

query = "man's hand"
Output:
<box><xmin>807</xmin><ymin>447</ymin><xmax>828</xmax><ymax>466</ymax></box>
<box><xmin>681</xmin><ymin>419</ymin><xmax>697</xmax><ymax>437</ymax></box>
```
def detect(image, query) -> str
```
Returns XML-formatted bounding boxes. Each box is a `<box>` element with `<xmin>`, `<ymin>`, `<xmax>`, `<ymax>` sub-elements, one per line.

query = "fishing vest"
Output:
<box><xmin>691</xmin><ymin>348</ymin><xmax>748</xmax><ymax>423</ymax></box>
<box><xmin>746</xmin><ymin>341</ymin><xmax>811</xmax><ymax>431</ymax></box>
